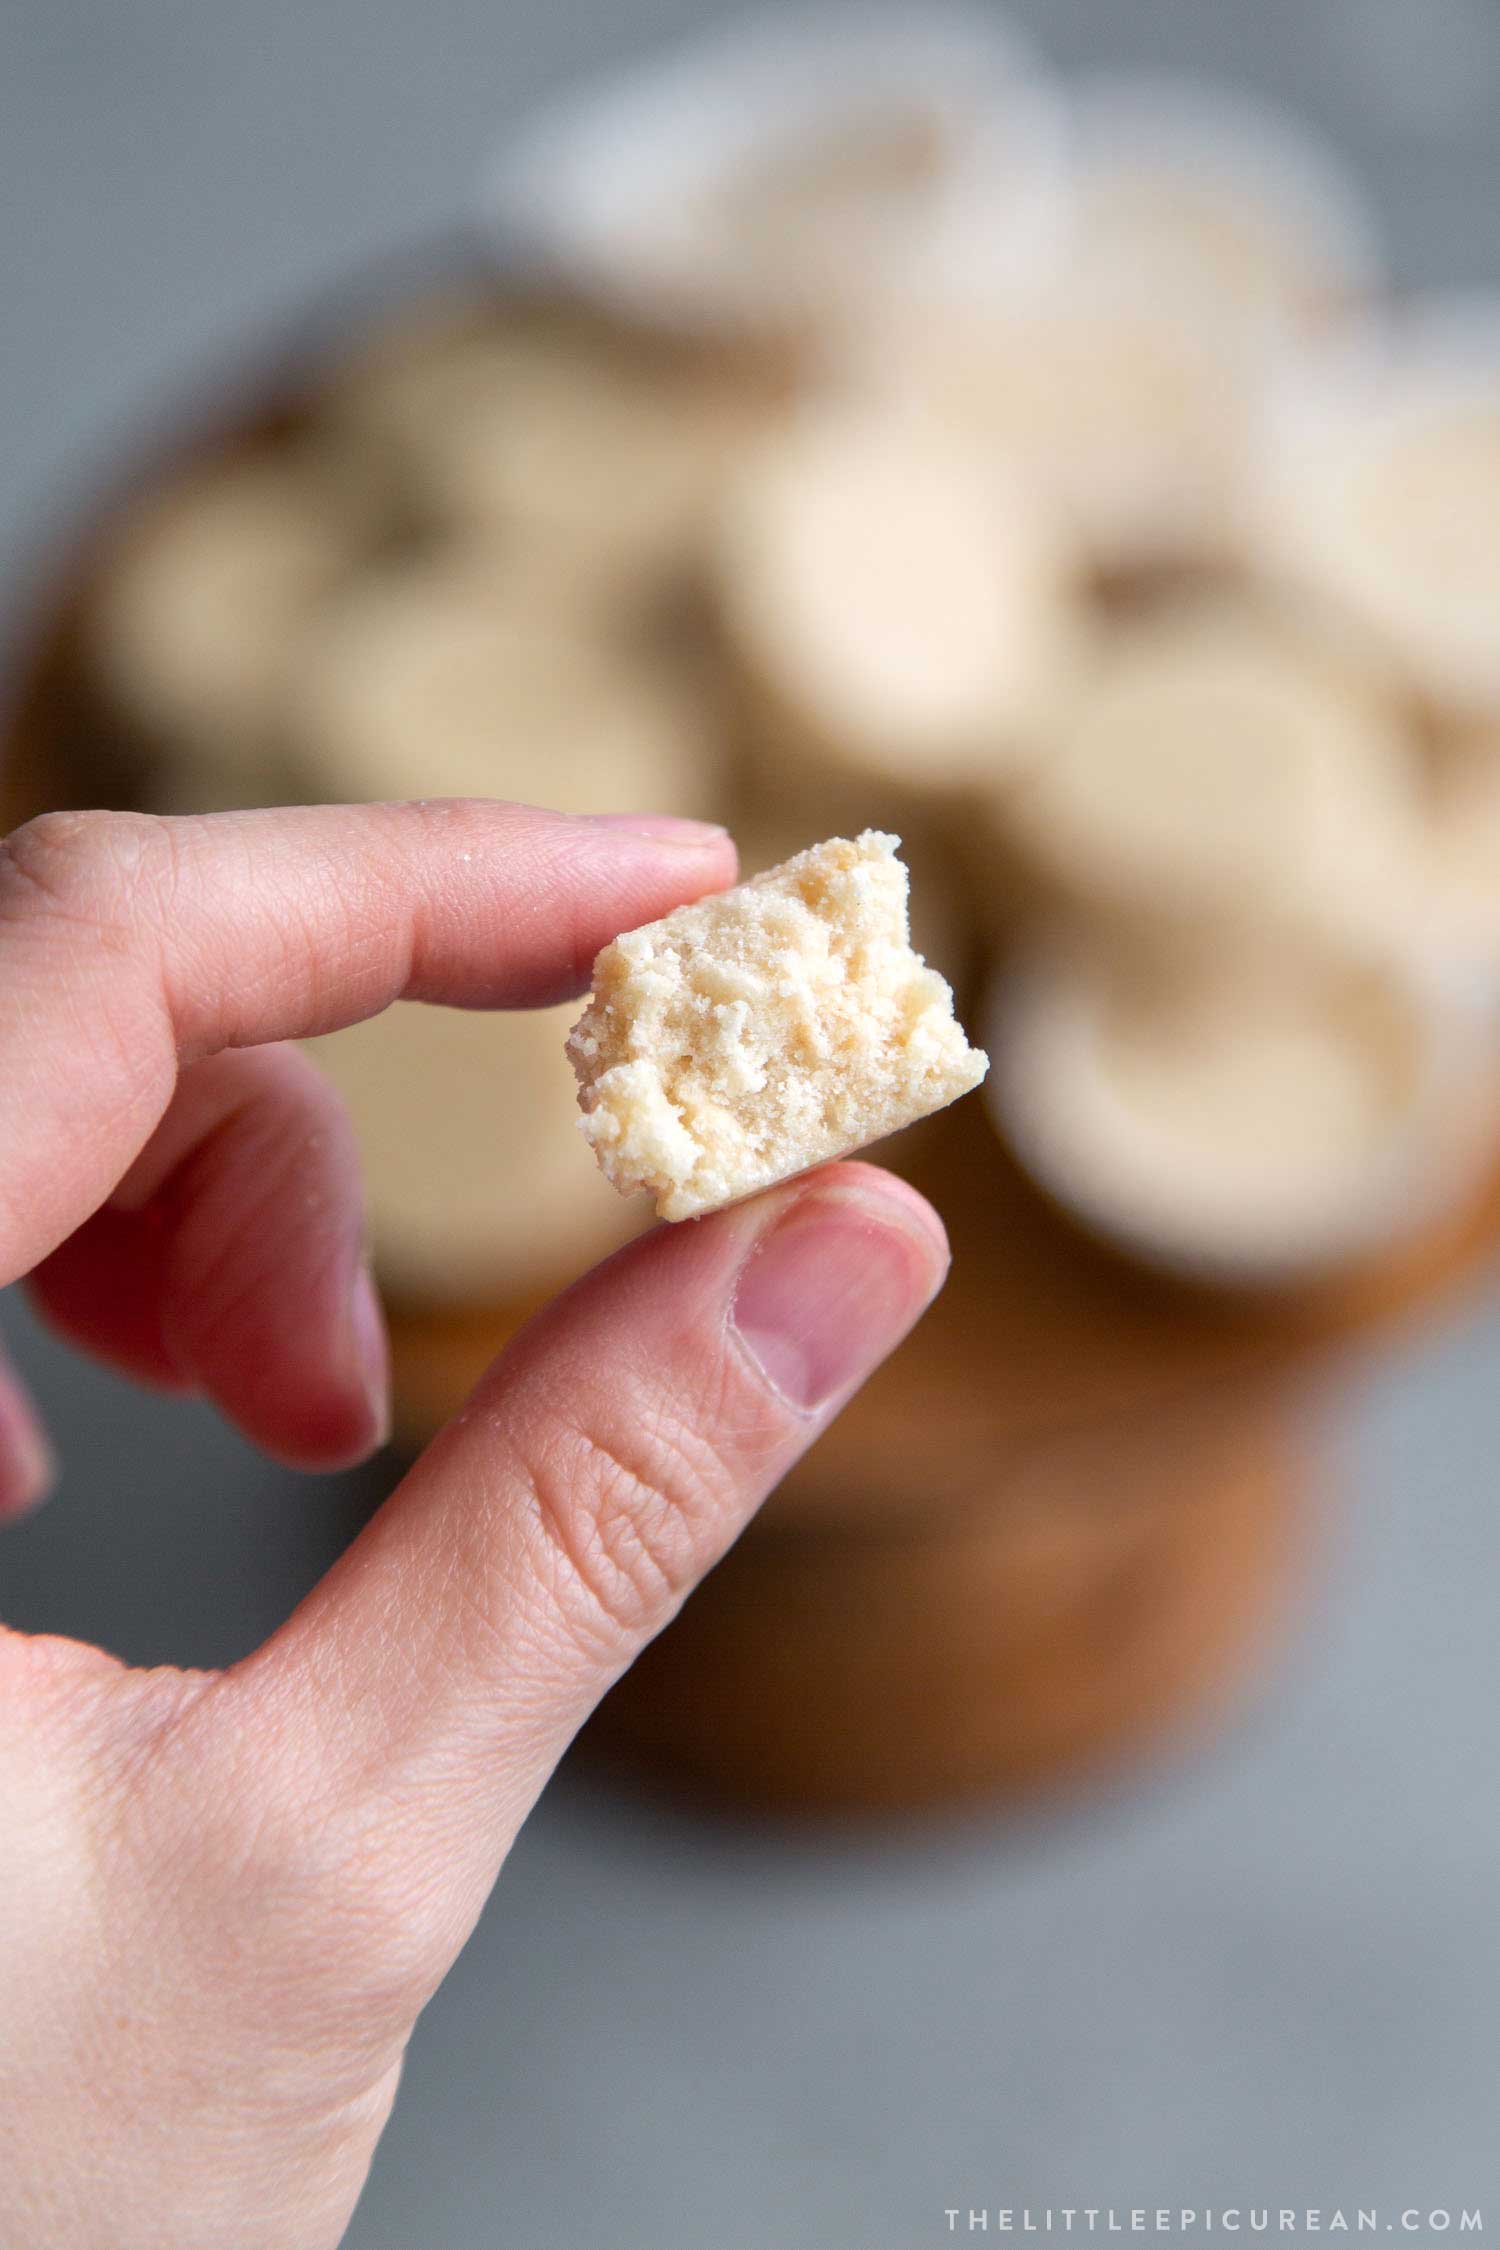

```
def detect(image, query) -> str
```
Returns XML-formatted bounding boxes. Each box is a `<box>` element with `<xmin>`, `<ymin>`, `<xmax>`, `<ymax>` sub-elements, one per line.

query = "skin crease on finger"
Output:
<box><xmin>0</xmin><ymin>1167</ymin><xmax>947</xmax><ymax>2250</ymax></box>
<box><xmin>0</xmin><ymin>802</ymin><xmax>953</xmax><ymax>2249</ymax></box>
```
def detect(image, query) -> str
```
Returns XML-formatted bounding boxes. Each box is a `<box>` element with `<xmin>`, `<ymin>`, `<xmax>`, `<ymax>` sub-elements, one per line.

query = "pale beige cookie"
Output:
<box><xmin>89</xmin><ymin>449</ymin><xmax>374</xmax><ymax>802</ymax></box>
<box><xmin>422</xmin><ymin>353</ymin><xmax>769</xmax><ymax>594</ymax></box>
<box><xmin>1417</xmin><ymin>721</ymin><xmax>1500</xmax><ymax>970</ymax></box>
<box><xmin>996</xmin><ymin>598</ymin><xmax>1423</xmax><ymax>947</ymax></box>
<box><xmin>568</xmin><ymin>830</ymin><xmax>987</xmax><ymax>1220</ymax></box>
<box><xmin>727</xmin><ymin>792</ymin><xmax>978</xmax><ymax>1187</ymax></box>
<box><xmin>320</xmin><ymin>304</ymin><xmax>566</xmax><ymax>499</ymax></box>
<box><xmin>1255</xmin><ymin>300</ymin><xmax>1500</xmax><ymax>719</ymax></box>
<box><xmin>324</xmin><ymin>299</ymin><xmax>768</xmax><ymax>594</ymax></box>
<box><xmin>307</xmin><ymin>1000</ymin><xmax>640</xmax><ymax>1308</ymax></box>
<box><xmin>1066</xmin><ymin>72</ymin><xmax>1382</xmax><ymax>344</ymax></box>
<box><xmin>716</xmin><ymin>401</ymin><xmax>1075</xmax><ymax>794</ymax></box>
<box><xmin>868</xmin><ymin>80</ymin><xmax>1385</xmax><ymax>580</ymax></box>
<box><xmin>730</xmin><ymin>787</ymin><xmax>968</xmax><ymax>988</ymax></box>
<box><xmin>871</xmin><ymin>77</ymin><xmax>1379</xmax><ymax>577</ymax></box>
<box><xmin>985</xmin><ymin>940</ymin><xmax>1495</xmax><ymax>1286</ymax></box>
<box><xmin>881</xmin><ymin>278</ymin><xmax>1254</xmax><ymax>577</ymax></box>
<box><xmin>287</xmin><ymin>554</ymin><xmax>722</xmax><ymax>816</ymax></box>
<box><xmin>483</xmin><ymin>5</ymin><xmax>1067</xmax><ymax>355</ymax></box>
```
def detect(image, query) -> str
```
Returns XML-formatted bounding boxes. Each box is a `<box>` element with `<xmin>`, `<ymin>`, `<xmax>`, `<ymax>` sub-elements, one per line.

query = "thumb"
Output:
<box><xmin>224</xmin><ymin>1162</ymin><xmax>945</xmax><ymax>1945</ymax></box>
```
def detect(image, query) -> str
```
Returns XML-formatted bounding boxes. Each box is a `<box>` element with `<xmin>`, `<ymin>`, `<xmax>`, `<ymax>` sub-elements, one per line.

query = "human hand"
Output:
<box><xmin>0</xmin><ymin>801</ymin><xmax>948</xmax><ymax>2247</ymax></box>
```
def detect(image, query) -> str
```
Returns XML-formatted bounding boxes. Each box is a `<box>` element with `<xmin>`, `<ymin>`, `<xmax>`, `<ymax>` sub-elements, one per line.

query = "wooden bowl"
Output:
<box><xmin>590</xmin><ymin>1390</ymin><xmax>1304</xmax><ymax>1815</ymax></box>
<box><xmin>6</xmin><ymin>268</ymin><xmax>1500</xmax><ymax>1817</ymax></box>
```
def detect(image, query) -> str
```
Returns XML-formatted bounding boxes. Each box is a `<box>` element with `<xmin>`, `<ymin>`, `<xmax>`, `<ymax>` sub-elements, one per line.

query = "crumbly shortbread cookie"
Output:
<box><xmin>307</xmin><ymin>1000</ymin><xmax>639</xmax><ymax>1306</ymax></box>
<box><xmin>716</xmin><ymin>402</ymin><xmax>1074</xmax><ymax>790</ymax></box>
<box><xmin>287</xmin><ymin>555</ymin><xmax>720</xmax><ymax>815</ymax></box>
<box><xmin>731</xmin><ymin>790</ymin><xmax>967</xmax><ymax>987</ymax></box>
<box><xmin>568</xmin><ymin>830</ymin><xmax>987</xmax><ymax>1220</ymax></box>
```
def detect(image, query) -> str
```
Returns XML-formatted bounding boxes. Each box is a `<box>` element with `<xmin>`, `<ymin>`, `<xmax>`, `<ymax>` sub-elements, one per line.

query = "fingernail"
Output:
<box><xmin>731</xmin><ymin>1180</ymin><xmax>948</xmax><ymax>1415</ymax></box>
<box><xmin>0</xmin><ymin>1392</ymin><xmax>56</xmax><ymax>1522</ymax></box>
<box><xmin>586</xmin><ymin>813</ymin><xmax>730</xmax><ymax>846</ymax></box>
<box><xmin>347</xmin><ymin>1261</ymin><xmax>391</xmax><ymax>1449</ymax></box>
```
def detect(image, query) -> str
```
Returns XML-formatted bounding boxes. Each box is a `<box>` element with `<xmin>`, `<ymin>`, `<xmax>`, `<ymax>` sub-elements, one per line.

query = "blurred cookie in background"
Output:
<box><xmin>988</xmin><ymin>594</ymin><xmax>1424</xmax><ymax>954</ymax></box>
<box><xmin>306</xmin><ymin>998</ymin><xmax>641</xmax><ymax>1313</ymax></box>
<box><xmin>483</xmin><ymin>4</ymin><xmax>1069</xmax><ymax>358</ymax></box>
<box><xmin>877</xmin><ymin>275</ymin><xmax>1258</xmax><ymax>584</ymax></box>
<box><xmin>1415</xmin><ymin>718</ymin><xmax>1500</xmax><ymax>976</ymax></box>
<box><xmin>286</xmin><ymin>550</ymin><xmax>725</xmax><ymax>817</ymax></box>
<box><xmin>323</xmin><ymin>297</ymin><xmax>781</xmax><ymax>611</ymax></box>
<box><xmin>87</xmin><ymin>446</ymin><xmax>385</xmax><ymax>810</ymax></box>
<box><xmin>714</xmin><ymin>397</ymin><xmax>1080</xmax><ymax>808</ymax></box>
<box><xmin>985</xmin><ymin>936</ymin><xmax>1499</xmax><ymax>1289</ymax></box>
<box><xmin>869</xmin><ymin>72</ymin><xmax>1384</xmax><ymax>588</ymax></box>
<box><xmin>1065</xmin><ymin>72</ymin><xmax>1382</xmax><ymax>346</ymax></box>
<box><xmin>1254</xmin><ymin>298</ymin><xmax>1500</xmax><ymax>722</ymax></box>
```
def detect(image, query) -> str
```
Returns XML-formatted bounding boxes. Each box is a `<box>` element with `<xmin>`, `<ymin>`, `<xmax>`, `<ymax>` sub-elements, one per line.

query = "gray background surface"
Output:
<box><xmin>3</xmin><ymin>2</ymin><xmax>1500</xmax><ymax>2242</ymax></box>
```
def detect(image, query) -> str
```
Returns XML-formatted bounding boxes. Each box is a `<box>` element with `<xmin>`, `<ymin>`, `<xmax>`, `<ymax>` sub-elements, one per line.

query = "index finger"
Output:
<box><xmin>0</xmin><ymin>799</ymin><xmax>733</xmax><ymax>1284</ymax></box>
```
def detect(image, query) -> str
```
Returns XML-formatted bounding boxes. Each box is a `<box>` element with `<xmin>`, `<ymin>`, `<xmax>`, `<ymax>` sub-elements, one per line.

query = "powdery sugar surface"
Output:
<box><xmin>567</xmin><ymin>831</ymin><xmax>988</xmax><ymax>1220</ymax></box>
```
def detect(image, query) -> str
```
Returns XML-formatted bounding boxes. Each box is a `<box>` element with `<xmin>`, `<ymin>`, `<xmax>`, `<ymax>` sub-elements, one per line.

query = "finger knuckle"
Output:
<box><xmin>0</xmin><ymin>808</ymin><xmax>165</xmax><ymax>951</ymax></box>
<box><xmin>524</xmin><ymin>1400</ymin><xmax>739</xmax><ymax>1658</ymax></box>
